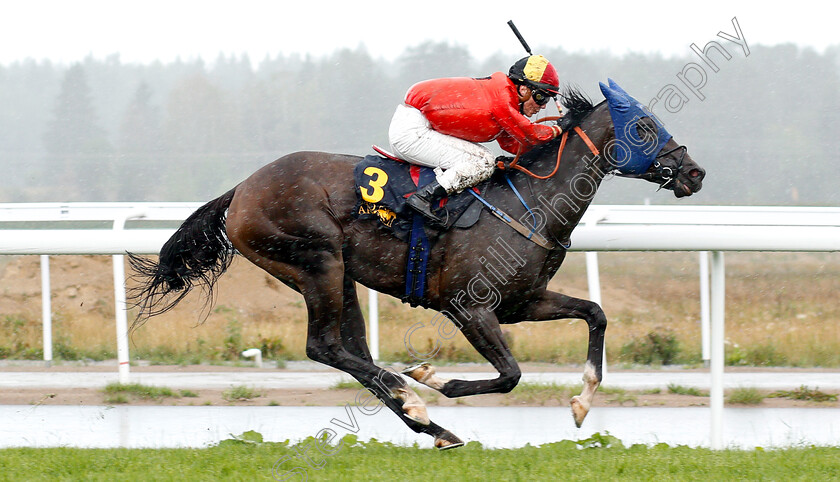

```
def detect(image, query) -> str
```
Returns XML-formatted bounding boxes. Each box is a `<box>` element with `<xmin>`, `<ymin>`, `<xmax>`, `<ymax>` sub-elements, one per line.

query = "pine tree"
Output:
<box><xmin>43</xmin><ymin>63</ymin><xmax>113</xmax><ymax>199</ymax></box>
<box><xmin>117</xmin><ymin>82</ymin><xmax>162</xmax><ymax>200</ymax></box>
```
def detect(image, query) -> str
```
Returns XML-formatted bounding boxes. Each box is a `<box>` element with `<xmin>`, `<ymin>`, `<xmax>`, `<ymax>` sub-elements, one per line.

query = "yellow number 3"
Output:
<box><xmin>360</xmin><ymin>167</ymin><xmax>388</xmax><ymax>203</ymax></box>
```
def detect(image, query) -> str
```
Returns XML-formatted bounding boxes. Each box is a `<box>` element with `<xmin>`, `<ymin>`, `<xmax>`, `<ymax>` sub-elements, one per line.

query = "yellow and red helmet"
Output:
<box><xmin>508</xmin><ymin>55</ymin><xmax>560</xmax><ymax>95</ymax></box>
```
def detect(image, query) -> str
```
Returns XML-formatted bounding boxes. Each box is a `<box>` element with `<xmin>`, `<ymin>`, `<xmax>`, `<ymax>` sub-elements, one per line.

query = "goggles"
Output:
<box><xmin>531</xmin><ymin>89</ymin><xmax>554</xmax><ymax>106</ymax></box>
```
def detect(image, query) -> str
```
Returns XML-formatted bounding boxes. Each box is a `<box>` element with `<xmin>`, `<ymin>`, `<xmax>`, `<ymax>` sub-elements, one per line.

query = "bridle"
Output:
<box><xmin>652</xmin><ymin>145</ymin><xmax>688</xmax><ymax>189</ymax></box>
<box><xmin>615</xmin><ymin>144</ymin><xmax>688</xmax><ymax>191</ymax></box>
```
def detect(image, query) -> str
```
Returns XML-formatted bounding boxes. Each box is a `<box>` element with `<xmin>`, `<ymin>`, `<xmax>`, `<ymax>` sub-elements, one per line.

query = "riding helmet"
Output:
<box><xmin>508</xmin><ymin>55</ymin><xmax>560</xmax><ymax>94</ymax></box>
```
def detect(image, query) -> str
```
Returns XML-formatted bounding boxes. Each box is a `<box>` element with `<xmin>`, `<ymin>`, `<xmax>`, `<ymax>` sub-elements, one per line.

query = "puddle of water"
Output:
<box><xmin>0</xmin><ymin>405</ymin><xmax>837</xmax><ymax>449</ymax></box>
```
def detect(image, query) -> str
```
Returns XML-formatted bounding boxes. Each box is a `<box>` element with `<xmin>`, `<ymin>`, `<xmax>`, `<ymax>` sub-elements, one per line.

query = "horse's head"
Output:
<box><xmin>598</xmin><ymin>79</ymin><xmax>705</xmax><ymax>197</ymax></box>
<box><xmin>635</xmin><ymin>135</ymin><xmax>704</xmax><ymax>198</ymax></box>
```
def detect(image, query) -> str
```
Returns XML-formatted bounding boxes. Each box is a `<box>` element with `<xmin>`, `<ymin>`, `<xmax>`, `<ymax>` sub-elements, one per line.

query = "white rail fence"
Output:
<box><xmin>2</xmin><ymin>203</ymin><xmax>840</xmax><ymax>449</ymax></box>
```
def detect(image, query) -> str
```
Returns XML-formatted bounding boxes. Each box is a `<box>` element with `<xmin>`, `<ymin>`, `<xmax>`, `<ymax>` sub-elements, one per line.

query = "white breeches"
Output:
<box><xmin>388</xmin><ymin>104</ymin><xmax>496</xmax><ymax>193</ymax></box>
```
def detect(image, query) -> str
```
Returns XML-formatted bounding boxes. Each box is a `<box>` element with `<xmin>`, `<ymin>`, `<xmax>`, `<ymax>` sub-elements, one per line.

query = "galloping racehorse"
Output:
<box><xmin>129</xmin><ymin>81</ymin><xmax>705</xmax><ymax>449</ymax></box>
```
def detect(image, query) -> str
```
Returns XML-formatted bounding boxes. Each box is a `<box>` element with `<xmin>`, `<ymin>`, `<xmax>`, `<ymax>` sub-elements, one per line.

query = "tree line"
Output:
<box><xmin>1</xmin><ymin>42</ymin><xmax>838</xmax><ymax>205</ymax></box>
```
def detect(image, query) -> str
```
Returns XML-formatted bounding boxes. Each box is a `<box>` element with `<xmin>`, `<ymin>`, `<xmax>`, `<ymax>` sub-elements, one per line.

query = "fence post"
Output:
<box><xmin>585</xmin><ymin>251</ymin><xmax>605</xmax><ymax>376</ymax></box>
<box><xmin>699</xmin><ymin>251</ymin><xmax>711</xmax><ymax>366</ymax></box>
<box><xmin>582</xmin><ymin>209</ymin><xmax>607</xmax><ymax>377</ymax></box>
<box><xmin>709</xmin><ymin>250</ymin><xmax>725</xmax><ymax>449</ymax></box>
<box><xmin>585</xmin><ymin>252</ymin><xmax>602</xmax><ymax>306</ymax></box>
<box><xmin>369</xmin><ymin>288</ymin><xmax>379</xmax><ymax>361</ymax></box>
<box><xmin>113</xmin><ymin>210</ymin><xmax>145</xmax><ymax>384</ymax></box>
<box><xmin>40</xmin><ymin>255</ymin><xmax>52</xmax><ymax>366</ymax></box>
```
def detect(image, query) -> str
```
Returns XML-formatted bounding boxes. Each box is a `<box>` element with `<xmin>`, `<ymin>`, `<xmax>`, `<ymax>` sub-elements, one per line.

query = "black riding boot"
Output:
<box><xmin>406</xmin><ymin>180</ymin><xmax>448</xmax><ymax>224</ymax></box>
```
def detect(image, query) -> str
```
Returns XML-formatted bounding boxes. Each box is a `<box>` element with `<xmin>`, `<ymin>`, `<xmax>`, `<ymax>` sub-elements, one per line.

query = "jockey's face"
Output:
<box><xmin>519</xmin><ymin>85</ymin><xmax>547</xmax><ymax>117</ymax></box>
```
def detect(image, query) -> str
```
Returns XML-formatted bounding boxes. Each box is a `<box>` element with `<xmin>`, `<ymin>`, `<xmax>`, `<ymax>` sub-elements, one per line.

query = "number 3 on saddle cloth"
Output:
<box><xmin>352</xmin><ymin>154</ymin><xmax>485</xmax><ymax>306</ymax></box>
<box><xmin>352</xmin><ymin>154</ymin><xmax>484</xmax><ymax>240</ymax></box>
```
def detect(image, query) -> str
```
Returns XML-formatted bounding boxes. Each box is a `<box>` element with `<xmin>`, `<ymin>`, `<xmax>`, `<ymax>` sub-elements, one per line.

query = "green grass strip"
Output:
<box><xmin>103</xmin><ymin>383</ymin><xmax>178</xmax><ymax>400</ymax></box>
<box><xmin>1</xmin><ymin>435</ymin><xmax>839</xmax><ymax>481</ymax></box>
<box><xmin>769</xmin><ymin>385</ymin><xmax>838</xmax><ymax>402</ymax></box>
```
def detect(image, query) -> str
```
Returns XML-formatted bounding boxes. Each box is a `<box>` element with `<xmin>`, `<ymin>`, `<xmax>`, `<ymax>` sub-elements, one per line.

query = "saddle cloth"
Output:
<box><xmin>352</xmin><ymin>155</ymin><xmax>485</xmax><ymax>241</ymax></box>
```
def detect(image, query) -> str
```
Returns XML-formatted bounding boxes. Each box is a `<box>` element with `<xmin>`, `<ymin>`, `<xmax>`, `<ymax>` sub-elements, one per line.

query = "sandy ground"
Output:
<box><xmin>6</xmin><ymin>386</ymin><xmax>837</xmax><ymax>409</ymax></box>
<box><xmin>1</xmin><ymin>363</ymin><xmax>837</xmax><ymax>409</ymax></box>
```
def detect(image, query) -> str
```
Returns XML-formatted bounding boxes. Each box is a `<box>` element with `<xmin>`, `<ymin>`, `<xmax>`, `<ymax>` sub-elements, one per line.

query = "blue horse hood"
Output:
<box><xmin>599</xmin><ymin>79</ymin><xmax>672</xmax><ymax>174</ymax></box>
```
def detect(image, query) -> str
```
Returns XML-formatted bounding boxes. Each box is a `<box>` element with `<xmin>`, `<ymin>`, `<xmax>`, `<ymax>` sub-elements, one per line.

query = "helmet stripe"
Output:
<box><xmin>523</xmin><ymin>55</ymin><xmax>550</xmax><ymax>83</ymax></box>
<box><xmin>522</xmin><ymin>55</ymin><xmax>559</xmax><ymax>92</ymax></box>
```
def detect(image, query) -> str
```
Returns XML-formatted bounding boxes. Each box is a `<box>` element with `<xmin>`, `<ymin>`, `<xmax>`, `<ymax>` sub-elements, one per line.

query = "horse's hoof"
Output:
<box><xmin>402</xmin><ymin>403</ymin><xmax>430</xmax><ymax>425</ymax></box>
<box><xmin>402</xmin><ymin>362</ymin><xmax>434</xmax><ymax>383</ymax></box>
<box><xmin>570</xmin><ymin>395</ymin><xmax>589</xmax><ymax>428</ymax></box>
<box><xmin>434</xmin><ymin>430</ymin><xmax>464</xmax><ymax>450</ymax></box>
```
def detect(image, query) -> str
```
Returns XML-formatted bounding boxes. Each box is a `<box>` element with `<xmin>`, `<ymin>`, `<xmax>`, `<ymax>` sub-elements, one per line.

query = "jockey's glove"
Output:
<box><xmin>557</xmin><ymin>115</ymin><xmax>575</xmax><ymax>132</ymax></box>
<box><xmin>495</xmin><ymin>155</ymin><xmax>515</xmax><ymax>170</ymax></box>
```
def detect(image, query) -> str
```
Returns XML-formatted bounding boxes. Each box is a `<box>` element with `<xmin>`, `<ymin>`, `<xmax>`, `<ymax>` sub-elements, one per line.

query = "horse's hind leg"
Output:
<box><xmin>338</xmin><ymin>276</ymin><xmax>428</xmax><ymax>425</ymax></box>
<box><xmin>300</xmin><ymin>262</ymin><xmax>463</xmax><ymax>449</ymax></box>
<box><xmin>338</xmin><ymin>275</ymin><xmax>372</xmax><ymax>362</ymax></box>
<box><xmin>228</xmin><ymin>206</ymin><xmax>462</xmax><ymax>448</ymax></box>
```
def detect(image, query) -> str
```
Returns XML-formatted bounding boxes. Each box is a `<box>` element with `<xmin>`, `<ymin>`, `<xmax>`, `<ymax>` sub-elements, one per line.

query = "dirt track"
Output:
<box><xmin>1</xmin><ymin>363</ymin><xmax>836</xmax><ymax>409</ymax></box>
<box><xmin>7</xmin><ymin>386</ymin><xmax>836</xmax><ymax>409</ymax></box>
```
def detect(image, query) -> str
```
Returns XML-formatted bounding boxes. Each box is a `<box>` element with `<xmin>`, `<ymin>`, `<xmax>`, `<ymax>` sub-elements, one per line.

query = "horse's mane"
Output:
<box><xmin>520</xmin><ymin>85</ymin><xmax>598</xmax><ymax>162</ymax></box>
<box><xmin>558</xmin><ymin>85</ymin><xmax>596</xmax><ymax>128</ymax></box>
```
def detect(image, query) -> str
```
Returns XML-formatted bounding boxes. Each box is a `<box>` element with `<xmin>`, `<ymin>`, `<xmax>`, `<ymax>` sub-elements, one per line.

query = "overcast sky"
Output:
<box><xmin>0</xmin><ymin>1</ymin><xmax>836</xmax><ymax>65</ymax></box>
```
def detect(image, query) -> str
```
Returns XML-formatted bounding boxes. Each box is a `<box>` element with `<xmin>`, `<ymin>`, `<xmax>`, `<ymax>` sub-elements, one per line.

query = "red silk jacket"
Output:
<box><xmin>404</xmin><ymin>72</ymin><xmax>560</xmax><ymax>154</ymax></box>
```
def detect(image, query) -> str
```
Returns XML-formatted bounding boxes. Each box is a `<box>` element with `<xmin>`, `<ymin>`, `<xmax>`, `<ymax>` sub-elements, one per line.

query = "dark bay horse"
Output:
<box><xmin>129</xmin><ymin>85</ymin><xmax>705</xmax><ymax>449</ymax></box>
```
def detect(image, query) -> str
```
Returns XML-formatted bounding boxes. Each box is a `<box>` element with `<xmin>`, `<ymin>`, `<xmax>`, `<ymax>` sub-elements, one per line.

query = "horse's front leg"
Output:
<box><xmin>404</xmin><ymin>309</ymin><xmax>522</xmax><ymax>398</ymax></box>
<box><xmin>518</xmin><ymin>290</ymin><xmax>607</xmax><ymax>427</ymax></box>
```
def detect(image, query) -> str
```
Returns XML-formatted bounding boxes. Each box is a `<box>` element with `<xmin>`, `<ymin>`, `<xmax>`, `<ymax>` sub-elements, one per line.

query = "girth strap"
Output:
<box><xmin>467</xmin><ymin>190</ymin><xmax>557</xmax><ymax>250</ymax></box>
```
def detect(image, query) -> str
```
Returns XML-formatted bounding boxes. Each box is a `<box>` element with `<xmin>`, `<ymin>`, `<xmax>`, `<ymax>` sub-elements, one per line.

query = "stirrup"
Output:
<box><xmin>406</xmin><ymin>196</ymin><xmax>445</xmax><ymax>226</ymax></box>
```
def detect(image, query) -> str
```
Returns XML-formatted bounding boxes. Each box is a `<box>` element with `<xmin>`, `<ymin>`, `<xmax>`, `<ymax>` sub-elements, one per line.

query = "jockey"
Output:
<box><xmin>389</xmin><ymin>54</ymin><xmax>564</xmax><ymax>223</ymax></box>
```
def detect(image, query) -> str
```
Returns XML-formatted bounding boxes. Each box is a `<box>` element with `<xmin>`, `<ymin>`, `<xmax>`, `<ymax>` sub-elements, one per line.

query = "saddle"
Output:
<box><xmin>352</xmin><ymin>148</ymin><xmax>560</xmax><ymax>305</ymax></box>
<box><xmin>352</xmin><ymin>152</ymin><xmax>487</xmax><ymax>242</ymax></box>
<box><xmin>352</xmin><ymin>149</ymin><xmax>494</xmax><ymax>306</ymax></box>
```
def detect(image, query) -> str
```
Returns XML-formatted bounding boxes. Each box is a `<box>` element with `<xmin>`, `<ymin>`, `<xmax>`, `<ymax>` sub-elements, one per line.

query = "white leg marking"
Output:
<box><xmin>393</xmin><ymin>385</ymin><xmax>430</xmax><ymax>425</ymax></box>
<box><xmin>570</xmin><ymin>360</ymin><xmax>601</xmax><ymax>428</ymax></box>
<box><xmin>402</xmin><ymin>362</ymin><xmax>450</xmax><ymax>391</ymax></box>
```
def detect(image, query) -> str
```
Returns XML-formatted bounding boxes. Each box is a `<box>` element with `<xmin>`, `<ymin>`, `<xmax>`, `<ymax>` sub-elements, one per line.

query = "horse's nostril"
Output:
<box><xmin>689</xmin><ymin>169</ymin><xmax>702</xmax><ymax>178</ymax></box>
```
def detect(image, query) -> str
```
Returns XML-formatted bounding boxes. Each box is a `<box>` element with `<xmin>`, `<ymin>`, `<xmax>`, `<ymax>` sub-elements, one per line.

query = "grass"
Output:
<box><xmin>221</xmin><ymin>385</ymin><xmax>263</xmax><ymax>402</ymax></box>
<box><xmin>103</xmin><ymin>383</ymin><xmax>179</xmax><ymax>403</ymax></box>
<box><xmin>330</xmin><ymin>379</ymin><xmax>365</xmax><ymax>391</ymax></box>
<box><xmin>418</xmin><ymin>388</ymin><xmax>441</xmax><ymax>404</ymax></box>
<box><xmin>769</xmin><ymin>385</ymin><xmax>838</xmax><ymax>402</ymax></box>
<box><xmin>667</xmin><ymin>384</ymin><xmax>708</xmax><ymax>397</ymax></box>
<box><xmin>104</xmin><ymin>393</ymin><xmax>129</xmax><ymax>404</ymax></box>
<box><xmin>505</xmin><ymin>383</ymin><xmax>646</xmax><ymax>407</ymax></box>
<box><xmin>602</xmin><ymin>387</ymin><xmax>638</xmax><ymax>406</ymax></box>
<box><xmin>727</xmin><ymin>387</ymin><xmax>765</xmax><ymax>405</ymax></box>
<box><xmin>1</xmin><ymin>435</ymin><xmax>839</xmax><ymax>481</ymax></box>
<box><xmin>508</xmin><ymin>382</ymin><xmax>575</xmax><ymax>404</ymax></box>
<box><xmin>3</xmin><ymin>252</ymin><xmax>840</xmax><ymax>367</ymax></box>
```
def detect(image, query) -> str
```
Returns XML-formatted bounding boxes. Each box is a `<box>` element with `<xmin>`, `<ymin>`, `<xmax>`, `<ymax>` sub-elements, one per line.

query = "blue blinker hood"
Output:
<box><xmin>599</xmin><ymin>78</ymin><xmax>672</xmax><ymax>174</ymax></box>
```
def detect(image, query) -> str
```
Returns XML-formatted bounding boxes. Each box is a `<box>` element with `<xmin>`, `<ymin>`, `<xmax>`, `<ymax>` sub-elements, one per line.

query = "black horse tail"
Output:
<box><xmin>127</xmin><ymin>187</ymin><xmax>237</xmax><ymax>330</ymax></box>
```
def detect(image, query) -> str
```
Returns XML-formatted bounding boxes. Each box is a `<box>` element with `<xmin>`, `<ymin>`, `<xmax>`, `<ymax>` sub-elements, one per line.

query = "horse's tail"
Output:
<box><xmin>127</xmin><ymin>187</ymin><xmax>237</xmax><ymax>330</ymax></box>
